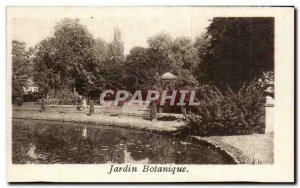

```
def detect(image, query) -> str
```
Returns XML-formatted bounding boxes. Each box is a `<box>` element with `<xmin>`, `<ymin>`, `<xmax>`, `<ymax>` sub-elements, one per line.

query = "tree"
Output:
<box><xmin>198</xmin><ymin>17</ymin><xmax>274</xmax><ymax>90</ymax></box>
<box><xmin>136</xmin><ymin>33</ymin><xmax>199</xmax><ymax>87</ymax></box>
<box><xmin>123</xmin><ymin>39</ymin><xmax>172</xmax><ymax>91</ymax></box>
<box><xmin>32</xmin><ymin>18</ymin><xmax>103</xmax><ymax>100</ymax></box>
<box><xmin>123</xmin><ymin>47</ymin><xmax>153</xmax><ymax>91</ymax></box>
<box><xmin>107</xmin><ymin>27</ymin><xmax>125</xmax><ymax>65</ymax></box>
<box><xmin>91</xmin><ymin>27</ymin><xmax>125</xmax><ymax>93</ymax></box>
<box><xmin>169</xmin><ymin>36</ymin><xmax>198</xmax><ymax>85</ymax></box>
<box><xmin>93</xmin><ymin>38</ymin><xmax>109</xmax><ymax>64</ymax></box>
<box><xmin>123</xmin><ymin>33</ymin><xmax>200</xmax><ymax>91</ymax></box>
<box><xmin>33</xmin><ymin>37</ymin><xmax>61</xmax><ymax>98</ymax></box>
<box><xmin>12</xmin><ymin>40</ymin><xmax>31</xmax><ymax>103</ymax></box>
<box><xmin>193</xmin><ymin>33</ymin><xmax>210</xmax><ymax>81</ymax></box>
<box><xmin>146</xmin><ymin>33</ymin><xmax>176</xmax><ymax>84</ymax></box>
<box><xmin>147</xmin><ymin>33</ymin><xmax>199</xmax><ymax>86</ymax></box>
<box><xmin>53</xmin><ymin>18</ymin><xmax>96</xmax><ymax>96</ymax></box>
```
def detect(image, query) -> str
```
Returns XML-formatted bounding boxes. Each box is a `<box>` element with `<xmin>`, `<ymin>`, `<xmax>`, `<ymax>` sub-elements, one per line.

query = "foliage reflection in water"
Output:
<box><xmin>12</xmin><ymin>119</ymin><xmax>233</xmax><ymax>164</ymax></box>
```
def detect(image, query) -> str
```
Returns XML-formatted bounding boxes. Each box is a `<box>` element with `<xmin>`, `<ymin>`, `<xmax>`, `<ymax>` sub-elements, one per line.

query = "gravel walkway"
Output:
<box><xmin>193</xmin><ymin>133</ymin><xmax>274</xmax><ymax>164</ymax></box>
<box><xmin>12</xmin><ymin>109</ymin><xmax>185</xmax><ymax>132</ymax></box>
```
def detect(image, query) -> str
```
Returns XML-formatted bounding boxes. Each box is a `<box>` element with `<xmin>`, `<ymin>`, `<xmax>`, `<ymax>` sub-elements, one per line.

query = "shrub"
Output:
<box><xmin>12</xmin><ymin>84</ymin><xmax>23</xmax><ymax>105</ymax></box>
<box><xmin>44</xmin><ymin>89</ymin><xmax>77</xmax><ymax>105</ymax></box>
<box><xmin>23</xmin><ymin>92</ymin><xmax>41</xmax><ymax>102</ymax></box>
<box><xmin>14</xmin><ymin>97</ymin><xmax>23</xmax><ymax>106</ymax></box>
<box><xmin>57</xmin><ymin>89</ymin><xmax>77</xmax><ymax>105</ymax></box>
<box><xmin>185</xmin><ymin>81</ymin><xmax>265</xmax><ymax>136</ymax></box>
<box><xmin>42</xmin><ymin>98</ymin><xmax>59</xmax><ymax>105</ymax></box>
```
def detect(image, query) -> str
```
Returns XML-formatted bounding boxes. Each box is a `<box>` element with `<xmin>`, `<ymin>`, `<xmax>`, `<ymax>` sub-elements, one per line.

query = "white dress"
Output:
<box><xmin>82</xmin><ymin>99</ymin><xmax>87</xmax><ymax>110</ymax></box>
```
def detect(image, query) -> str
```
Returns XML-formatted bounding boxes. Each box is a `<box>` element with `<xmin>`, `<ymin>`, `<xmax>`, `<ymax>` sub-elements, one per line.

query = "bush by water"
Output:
<box><xmin>185</xmin><ymin>82</ymin><xmax>265</xmax><ymax>136</ymax></box>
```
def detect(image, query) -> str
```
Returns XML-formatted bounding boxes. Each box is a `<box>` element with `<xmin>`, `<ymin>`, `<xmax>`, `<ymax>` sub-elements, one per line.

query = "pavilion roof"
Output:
<box><xmin>161</xmin><ymin>72</ymin><xmax>177</xmax><ymax>80</ymax></box>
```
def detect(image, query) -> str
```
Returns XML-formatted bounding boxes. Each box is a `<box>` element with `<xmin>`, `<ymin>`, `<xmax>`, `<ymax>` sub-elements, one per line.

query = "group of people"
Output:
<box><xmin>76</xmin><ymin>96</ymin><xmax>95</xmax><ymax>115</ymax></box>
<box><xmin>39</xmin><ymin>95</ymin><xmax>95</xmax><ymax>115</ymax></box>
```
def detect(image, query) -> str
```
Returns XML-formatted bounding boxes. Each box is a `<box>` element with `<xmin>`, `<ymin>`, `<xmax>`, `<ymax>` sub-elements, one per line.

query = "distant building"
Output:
<box><xmin>161</xmin><ymin>72</ymin><xmax>177</xmax><ymax>90</ymax></box>
<box><xmin>23</xmin><ymin>78</ymin><xmax>39</xmax><ymax>94</ymax></box>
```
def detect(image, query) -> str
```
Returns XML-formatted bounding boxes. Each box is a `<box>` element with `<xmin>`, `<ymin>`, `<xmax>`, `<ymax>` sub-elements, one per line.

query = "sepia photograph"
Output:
<box><xmin>6</xmin><ymin>6</ymin><xmax>294</xmax><ymax>182</ymax></box>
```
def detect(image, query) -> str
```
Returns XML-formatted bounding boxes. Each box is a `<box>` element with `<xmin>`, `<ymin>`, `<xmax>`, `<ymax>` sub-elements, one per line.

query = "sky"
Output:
<box><xmin>8</xmin><ymin>7</ymin><xmax>212</xmax><ymax>54</ymax></box>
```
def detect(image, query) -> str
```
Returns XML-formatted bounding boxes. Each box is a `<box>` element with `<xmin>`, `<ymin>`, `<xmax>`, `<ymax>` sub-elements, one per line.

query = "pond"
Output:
<box><xmin>12</xmin><ymin>119</ymin><xmax>234</xmax><ymax>164</ymax></box>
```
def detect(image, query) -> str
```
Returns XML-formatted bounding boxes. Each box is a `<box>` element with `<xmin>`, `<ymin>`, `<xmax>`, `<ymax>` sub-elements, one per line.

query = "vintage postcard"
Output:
<box><xmin>6</xmin><ymin>6</ymin><xmax>294</xmax><ymax>182</ymax></box>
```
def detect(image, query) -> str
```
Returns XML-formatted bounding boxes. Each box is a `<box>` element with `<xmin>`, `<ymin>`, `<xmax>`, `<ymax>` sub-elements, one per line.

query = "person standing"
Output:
<box><xmin>76</xmin><ymin>96</ymin><xmax>82</xmax><ymax>111</ymax></box>
<box><xmin>40</xmin><ymin>97</ymin><xmax>46</xmax><ymax>112</ymax></box>
<box><xmin>149</xmin><ymin>100</ymin><xmax>157</xmax><ymax>121</ymax></box>
<box><xmin>88</xmin><ymin>99</ymin><xmax>95</xmax><ymax>115</ymax></box>
<box><xmin>82</xmin><ymin>98</ymin><xmax>87</xmax><ymax>111</ymax></box>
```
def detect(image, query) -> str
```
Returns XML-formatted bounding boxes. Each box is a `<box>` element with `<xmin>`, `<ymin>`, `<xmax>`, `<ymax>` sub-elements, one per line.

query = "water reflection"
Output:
<box><xmin>12</xmin><ymin>119</ymin><xmax>233</xmax><ymax>164</ymax></box>
<box><xmin>82</xmin><ymin>126</ymin><xmax>87</xmax><ymax>139</ymax></box>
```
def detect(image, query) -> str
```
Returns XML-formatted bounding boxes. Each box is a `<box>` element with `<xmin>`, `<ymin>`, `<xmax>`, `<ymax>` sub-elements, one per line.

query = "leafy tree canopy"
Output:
<box><xmin>198</xmin><ymin>17</ymin><xmax>274</xmax><ymax>90</ymax></box>
<box><xmin>12</xmin><ymin>40</ymin><xmax>31</xmax><ymax>100</ymax></box>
